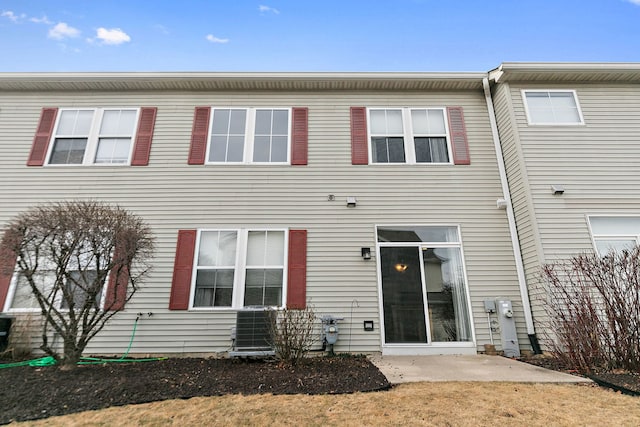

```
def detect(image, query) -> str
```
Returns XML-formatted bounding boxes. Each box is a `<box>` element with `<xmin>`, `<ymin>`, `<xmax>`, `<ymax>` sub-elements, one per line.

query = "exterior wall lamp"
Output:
<box><xmin>346</xmin><ymin>196</ymin><xmax>357</xmax><ymax>207</ymax></box>
<box><xmin>361</xmin><ymin>247</ymin><xmax>371</xmax><ymax>260</ymax></box>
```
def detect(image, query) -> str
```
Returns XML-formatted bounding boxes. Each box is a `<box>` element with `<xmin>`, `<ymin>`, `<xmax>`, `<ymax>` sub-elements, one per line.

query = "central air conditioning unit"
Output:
<box><xmin>229</xmin><ymin>309</ymin><xmax>275</xmax><ymax>358</ymax></box>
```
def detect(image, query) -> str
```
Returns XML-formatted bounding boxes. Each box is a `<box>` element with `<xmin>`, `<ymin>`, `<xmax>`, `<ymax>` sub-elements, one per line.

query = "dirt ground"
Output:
<box><xmin>0</xmin><ymin>356</ymin><xmax>390</xmax><ymax>424</ymax></box>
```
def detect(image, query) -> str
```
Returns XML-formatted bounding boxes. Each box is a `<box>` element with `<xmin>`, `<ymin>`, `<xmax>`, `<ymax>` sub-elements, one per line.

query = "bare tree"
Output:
<box><xmin>541</xmin><ymin>247</ymin><xmax>640</xmax><ymax>373</ymax></box>
<box><xmin>1</xmin><ymin>201</ymin><xmax>154</xmax><ymax>369</ymax></box>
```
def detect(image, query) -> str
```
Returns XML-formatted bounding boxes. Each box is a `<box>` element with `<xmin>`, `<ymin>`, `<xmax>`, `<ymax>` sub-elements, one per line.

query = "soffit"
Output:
<box><xmin>0</xmin><ymin>72</ymin><xmax>486</xmax><ymax>92</ymax></box>
<box><xmin>491</xmin><ymin>62</ymin><xmax>640</xmax><ymax>84</ymax></box>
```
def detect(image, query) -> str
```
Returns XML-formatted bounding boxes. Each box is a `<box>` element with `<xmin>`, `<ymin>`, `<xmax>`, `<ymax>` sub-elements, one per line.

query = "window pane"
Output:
<box><xmin>229</xmin><ymin>110</ymin><xmax>247</xmax><ymax>134</ymax></box>
<box><xmin>194</xmin><ymin>269</ymin><xmax>233</xmax><ymax>307</ymax></box>
<box><xmin>211</xmin><ymin>109</ymin><xmax>231</xmax><ymax>134</ymax></box>
<box><xmin>554</xmin><ymin>108</ymin><xmax>581</xmax><ymax>123</ymax></box>
<box><xmin>95</xmin><ymin>138</ymin><xmax>131</xmax><ymax>164</ymax></box>
<box><xmin>528</xmin><ymin>108</ymin><xmax>556</xmax><ymax>123</ymax></box>
<box><xmin>525</xmin><ymin>92</ymin><xmax>550</xmax><ymax>109</ymax></box>
<box><xmin>414</xmin><ymin>137</ymin><xmax>432</xmax><ymax>163</ymax></box>
<box><xmin>227</xmin><ymin>136</ymin><xmax>244</xmax><ymax>162</ymax></box>
<box><xmin>244</xmin><ymin>268</ymin><xmax>283</xmax><ymax>306</ymax></box>
<box><xmin>253</xmin><ymin>136</ymin><xmax>270</xmax><ymax>162</ymax></box>
<box><xmin>369</xmin><ymin>110</ymin><xmax>386</xmax><ymax>134</ymax></box>
<box><xmin>549</xmin><ymin>92</ymin><xmax>578</xmax><ymax>108</ymax></box>
<box><xmin>271</xmin><ymin>136</ymin><xmax>288</xmax><ymax>162</ymax></box>
<box><xmin>411</xmin><ymin>110</ymin><xmax>429</xmax><ymax>134</ymax></box>
<box><xmin>590</xmin><ymin>217</ymin><xmax>640</xmax><ymax>235</ymax></box>
<box><xmin>595</xmin><ymin>239</ymin><xmax>636</xmax><ymax>256</ymax></box>
<box><xmin>372</xmin><ymin>137</ymin><xmax>389</xmax><ymax>163</ymax></box>
<box><xmin>525</xmin><ymin>91</ymin><xmax>581</xmax><ymax>124</ymax></box>
<box><xmin>427</xmin><ymin>109</ymin><xmax>446</xmax><ymax>134</ymax></box>
<box><xmin>431</xmin><ymin>137</ymin><xmax>449</xmax><ymax>162</ymax></box>
<box><xmin>61</xmin><ymin>270</ymin><xmax>100</xmax><ymax>309</ymax></box>
<box><xmin>198</xmin><ymin>231</ymin><xmax>237</xmax><ymax>266</ymax></box>
<box><xmin>424</xmin><ymin>247</ymin><xmax>472</xmax><ymax>342</ymax></box>
<box><xmin>11</xmin><ymin>273</ymin><xmax>53</xmax><ymax>309</ymax></box>
<box><xmin>265</xmin><ymin>231</ymin><xmax>285</xmax><ymax>265</ymax></box>
<box><xmin>50</xmin><ymin>138</ymin><xmax>87</xmax><ymax>164</ymax></box>
<box><xmin>209</xmin><ymin>135</ymin><xmax>227</xmax><ymax>162</ymax></box>
<box><xmin>100</xmin><ymin>110</ymin><xmax>136</xmax><ymax>135</ymax></box>
<box><xmin>386</xmin><ymin>110</ymin><xmax>403</xmax><ymax>134</ymax></box>
<box><xmin>387</xmin><ymin>137</ymin><xmax>405</xmax><ymax>163</ymax></box>
<box><xmin>57</xmin><ymin>110</ymin><xmax>93</xmax><ymax>135</ymax></box>
<box><xmin>272</xmin><ymin>110</ymin><xmax>289</xmax><ymax>135</ymax></box>
<box><xmin>378</xmin><ymin>226</ymin><xmax>459</xmax><ymax>243</ymax></box>
<box><xmin>255</xmin><ymin>110</ymin><xmax>272</xmax><ymax>135</ymax></box>
<box><xmin>247</xmin><ymin>231</ymin><xmax>267</xmax><ymax>265</ymax></box>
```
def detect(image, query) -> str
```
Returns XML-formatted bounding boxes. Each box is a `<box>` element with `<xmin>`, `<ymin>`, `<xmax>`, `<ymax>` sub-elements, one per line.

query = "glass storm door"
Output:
<box><xmin>380</xmin><ymin>246</ymin><xmax>428</xmax><ymax>343</ymax></box>
<box><xmin>377</xmin><ymin>225</ymin><xmax>473</xmax><ymax>345</ymax></box>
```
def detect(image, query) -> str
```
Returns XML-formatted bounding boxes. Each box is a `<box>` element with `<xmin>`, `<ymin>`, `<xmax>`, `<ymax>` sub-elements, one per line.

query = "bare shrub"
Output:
<box><xmin>0</xmin><ymin>201</ymin><xmax>154</xmax><ymax>369</ymax></box>
<box><xmin>541</xmin><ymin>247</ymin><xmax>640</xmax><ymax>373</ymax></box>
<box><xmin>0</xmin><ymin>314</ymin><xmax>36</xmax><ymax>361</ymax></box>
<box><xmin>268</xmin><ymin>306</ymin><xmax>318</xmax><ymax>365</ymax></box>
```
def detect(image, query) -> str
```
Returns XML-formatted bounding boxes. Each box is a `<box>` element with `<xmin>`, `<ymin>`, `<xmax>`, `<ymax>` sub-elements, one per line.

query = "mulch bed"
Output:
<box><xmin>0</xmin><ymin>356</ymin><xmax>390</xmax><ymax>424</ymax></box>
<box><xmin>519</xmin><ymin>354</ymin><xmax>640</xmax><ymax>396</ymax></box>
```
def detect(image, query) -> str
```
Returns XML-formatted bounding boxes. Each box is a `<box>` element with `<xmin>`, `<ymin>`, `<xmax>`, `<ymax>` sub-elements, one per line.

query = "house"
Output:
<box><xmin>489</xmin><ymin>62</ymin><xmax>640</xmax><ymax>342</ymax></box>
<box><xmin>3</xmin><ymin>68</ymin><xmax>603</xmax><ymax>357</ymax></box>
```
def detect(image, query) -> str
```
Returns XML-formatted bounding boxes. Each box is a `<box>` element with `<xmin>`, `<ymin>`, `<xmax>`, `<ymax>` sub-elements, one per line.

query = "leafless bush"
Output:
<box><xmin>1</xmin><ymin>201</ymin><xmax>154</xmax><ymax>369</ymax></box>
<box><xmin>541</xmin><ymin>247</ymin><xmax>640</xmax><ymax>373</ymax></box>
<box><xmin>268</xmin><ymin>306</ymin><xmax>318</xmax><ymax>365</ymax></box>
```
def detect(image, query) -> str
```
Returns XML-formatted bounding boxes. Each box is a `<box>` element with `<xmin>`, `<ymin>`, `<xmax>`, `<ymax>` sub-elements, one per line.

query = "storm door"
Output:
<box><xmin>377</xmin><ymin>226</ymin><xmax>472</xmax><ymax>345</ymax></box>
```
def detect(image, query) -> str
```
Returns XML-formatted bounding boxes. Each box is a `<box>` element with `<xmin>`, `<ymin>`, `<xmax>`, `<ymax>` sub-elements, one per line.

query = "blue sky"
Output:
<box><xmin>1</xmin><ymin>0</ymin><xmax>639</xmax><ymax>72</ymax></box>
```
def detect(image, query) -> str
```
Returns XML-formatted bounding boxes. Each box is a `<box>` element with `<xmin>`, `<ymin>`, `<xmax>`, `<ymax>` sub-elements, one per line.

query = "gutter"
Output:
<box><xmin>482</xmin><ymin>77</ymin><xmax>540</xmax><ymax>351</ymax></box>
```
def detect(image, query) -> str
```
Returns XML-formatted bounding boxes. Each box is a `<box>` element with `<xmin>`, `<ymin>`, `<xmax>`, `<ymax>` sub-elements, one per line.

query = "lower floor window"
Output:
<box><xmin>589</xmin><ymin>216</ymin><xmax>640</xmax><ymax>255</ymax></box>
<box><xmin>192</xmin><ymin>229</ymin><xmax>286</xmax><ymax>309</ymax></box>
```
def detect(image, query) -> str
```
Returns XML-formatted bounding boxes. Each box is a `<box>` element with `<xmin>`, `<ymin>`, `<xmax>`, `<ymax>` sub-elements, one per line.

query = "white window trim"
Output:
<box><xmin>205</xmin><ymin>107</ymin><xmax>292</xmax><ymax>165</ymax></box>
<box><xmin>521</xmin><ymin>89</ymin><xmax>585</xmax><ymax>126</ymax></box>
<box><xmin>5</xmin><ymin>270</ymin><xmax>107</xmax><ymax>313</ymax></box>
<box><xmin>587</xmin><ymin>214</ymin><xmax>640</xmax><ymax>254</ymax></box>
<box><xmin>373</xmin><ymin>224</ymin><xmax>476</xmax><ymax>348</ymax></box>
<box><xmin>45</xmin><ymin>107</ymin><xmax>141</xmax><ymax>166</ymax></box>
<box><xmin>189</xmin><ymin>228</ymin><xmax>289</xmax><ymax>311</ymax></box>
<box><xmin>367</xmin><ymin>107</ymin><xmax>453</xmax><ymax>165</ymax></box>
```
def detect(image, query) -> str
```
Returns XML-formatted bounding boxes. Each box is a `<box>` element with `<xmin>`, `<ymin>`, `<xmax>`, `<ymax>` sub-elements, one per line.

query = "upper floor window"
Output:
<box><xmin>207</xmin><ymin>108</ymin><xmax>290</xmax><ymax>164</ymax></box>
<box><xmin>588</xmin><ymin>216</ymin><xmax>640</xmax><ymax>255</ymax></box>
<box><xmin>522</xmin><ymin>90</ymin><xmax>584</xmax><ymax>125</ymax></box>
<box><xmin>368</xmin><ymin>108</ymin><xmax>451</xmax><ymax>164</ymax></box>
<box><xmin>47</xmin><ymin>108</ymin><xmax>140</xmax><ymax>165</ymax></box>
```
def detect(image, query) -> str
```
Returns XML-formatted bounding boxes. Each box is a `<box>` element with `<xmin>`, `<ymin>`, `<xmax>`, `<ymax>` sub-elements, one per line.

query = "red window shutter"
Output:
<box><xmin>287</xmin><ymin>229</ymin><xmax>307</xmax><ymax>309</ymax></box>
<box><xmin>188</xmin><ymin>107</ymin><xmax>211</xmax><ymax>165</ymax></box>
<box><xmin>350</xmin><ymin>107</ymin><xmax>368</xmax><ymax>165</ymax></box>
<box><xmin>131</xmin><ymin>107</ymin><xmax>157</xmax><ymax>166</ymax></box>
<box><xmin>447</xmin><ymin>106</ymin><xmax>470</xmax><ymax>165</ymax></box>
<box><xmin>291</xmin><ymin>107</ymin><xmax>308</xmax><ymax>165</ymax></box>
<box><xmin>27</xmin><ymin>108</ymin><xmax>58</xmax><ymax>166</ymax></box>
<box><xmin>104</xmin><ymin>245</ymin><xmax>129</xmax><ymax>311</ymax></box>
<box><xmin>0</xmin><ymin>240</ymin><xmax>17</xmax><ymax>311</ymax></box>
<box><xmin>169</xmin><ymin>230</ymin><xmax>197</xmax><ymax>310</ymax></box>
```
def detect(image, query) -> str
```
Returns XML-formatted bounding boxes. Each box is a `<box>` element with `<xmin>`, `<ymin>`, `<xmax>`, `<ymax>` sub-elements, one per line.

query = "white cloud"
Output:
<box><xmin>627</xmin><ymin>0</ymin><xmax>640</xmax><ymax>4</ymax></box>
<box><xmin>206</xmin><ymin>34</ymin><xmax>229</xmax><ymax>44</ymax></box>
<box><xmin>95</xmin><ymin>27</ymin><xmax>131</xmax><ymax>45</ymax></box>
<box><xmin>1</xmin><ymin>11</ymin><xmax>23</xmax><ymax>22</ymax></box>
<box><xmin>258</xmin><ymin>5</ymin><xmax>280</xmax><ymax>14</ymax></box>
<box><xmin>30</xmin><ymin>16</ymin><xmax>52</xmax><ymax>25</ymax></box>
<box><xmin>48</xmin><ymin>22</ymin><xmax>80</xmax><ymax>40</ymax></box>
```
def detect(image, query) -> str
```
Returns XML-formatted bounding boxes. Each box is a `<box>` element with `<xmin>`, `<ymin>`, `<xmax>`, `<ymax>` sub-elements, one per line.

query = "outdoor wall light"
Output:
<box><xmin>361</xmin><ymin>247</ymin><xmax>371</xmax><ymax>260</ymax></box>
<box><xmin>363</xmin><ymin>320</ymin><xmax>374</xmax><ymax>331</ymax></box>
<box><xmin>551</xmin><ymin>184</ymin><xmax>565</xmax><ymax>195</ymax></box>
<box><xmin>346</xmin><ymin>196</ymin><xmax>357</xmax><ymax>207</ymax></box>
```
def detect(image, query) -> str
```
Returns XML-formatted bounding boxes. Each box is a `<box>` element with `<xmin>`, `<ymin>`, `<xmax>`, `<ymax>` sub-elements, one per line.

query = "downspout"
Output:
<box><xmin>482</xmin><ymin>77</ymin><xmax>541</xmax><ymax>353</ymax></box>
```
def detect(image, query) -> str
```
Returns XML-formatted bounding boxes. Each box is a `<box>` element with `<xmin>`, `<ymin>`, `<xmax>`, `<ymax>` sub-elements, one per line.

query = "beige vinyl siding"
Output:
<box><xmin>490</xmin><ymin>83</ymin><xmax>547</xmax><ymax>332</ymax></box>
<box><xmin>501</xmin><ymin>82</ymin><xmax>640</xmax><ymax>345</ymax></box>
<box><xmin>0</xmin><ymin>88</ymin><xmax>526</xmax><ymax>355</ymax></box>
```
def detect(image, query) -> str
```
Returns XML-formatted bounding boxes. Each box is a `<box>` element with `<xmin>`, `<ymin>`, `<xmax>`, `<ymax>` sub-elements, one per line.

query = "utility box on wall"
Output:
<box><xmin>495</xmin><ymin>299</ymin><xmax>520</xmax><ymax>358</ymax></box>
